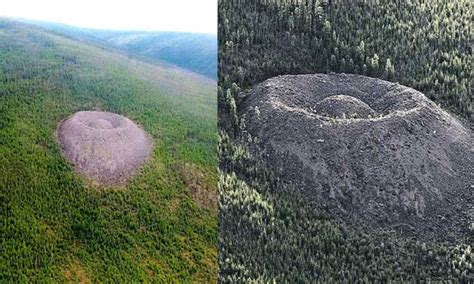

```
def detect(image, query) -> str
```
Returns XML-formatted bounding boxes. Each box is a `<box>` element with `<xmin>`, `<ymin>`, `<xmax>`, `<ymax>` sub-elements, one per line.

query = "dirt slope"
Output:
<box><xmin>239</xmin><ymin>73</ymin><xmax>473</xmax><ymax>241</ymax></box>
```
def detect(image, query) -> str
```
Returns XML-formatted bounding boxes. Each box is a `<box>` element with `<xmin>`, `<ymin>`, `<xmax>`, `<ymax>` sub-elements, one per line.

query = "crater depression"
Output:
<box><xmin>239</xmin><ymin>74</ymin><xmax>473</xmax><ymax>240</ymax></box>
<box><xmin>57</xmin><ymin>111</ymin><xmax>152</xmax><ymax>185</ymax></box>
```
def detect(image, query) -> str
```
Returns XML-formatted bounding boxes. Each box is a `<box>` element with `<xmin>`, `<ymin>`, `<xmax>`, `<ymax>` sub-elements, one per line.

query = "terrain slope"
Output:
<box><xmin>0</xmin><ymin>19</ymin><xmax>217</xmax><ymax>282</ymax></box>
<box><xmin>21</xmin><ymin>19</ymin><xmax>217</xmax><ymax>79</ymax></box>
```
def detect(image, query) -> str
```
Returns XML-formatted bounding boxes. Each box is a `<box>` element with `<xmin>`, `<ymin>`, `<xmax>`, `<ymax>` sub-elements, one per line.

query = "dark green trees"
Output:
<box><xmin>218</xmin><ymin>0</ymin><xmax>472</xmax><ymax>124</ymax></box>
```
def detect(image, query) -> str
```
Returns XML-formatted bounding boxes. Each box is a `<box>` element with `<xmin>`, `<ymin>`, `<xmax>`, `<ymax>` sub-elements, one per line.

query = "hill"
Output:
<box><xmin>0</xmin><ymin>19</ymin><xmax>217</xmax><ymax>282</ymax></box>
<box><xmin>20</xmin><ymin>19</ymin><xmax>217</xmax><ymax>79</ymax></box>
<box><xmin>239</xmin><ymin>74</ymin><xmax>472</xmax><ymax>240</ymax></box>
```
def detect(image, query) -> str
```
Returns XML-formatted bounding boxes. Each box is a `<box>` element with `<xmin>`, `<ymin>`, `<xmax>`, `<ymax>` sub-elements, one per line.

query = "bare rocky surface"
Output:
<box><xmin>238</xmin><ymin>73</ymin><xmax>473</xmax><ymax>241</ymax></box>
<box><xmin>57</xmin><ymin>111</ymin><xmax>152</xmax><ymax>185</ymax></box>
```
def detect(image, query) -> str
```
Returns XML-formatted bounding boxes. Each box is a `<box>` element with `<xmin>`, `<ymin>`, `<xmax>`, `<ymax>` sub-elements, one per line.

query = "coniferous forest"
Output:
<box><xmin>218</xmin><ymin>0</ymin><xmax>473</xmax><ymax>282</ymax></box>
<box><xmin>1</xmin><ymin>0</ymin><xmax>473</xmax><ymax>282</ymax></box>
<box><xmin>1</xmin><ymin>19</ymin><xmax>217</xmax><ymax>282</ymax></box>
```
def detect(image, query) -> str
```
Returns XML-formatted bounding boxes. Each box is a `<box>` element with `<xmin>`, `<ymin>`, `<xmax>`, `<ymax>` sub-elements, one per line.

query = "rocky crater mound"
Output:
<box><xmin>239</xmin><ymin>74</ymin><xmax>473</xmax><ymax>240</ymax></box>
<box><xmin>314</xmin><ymin>95</ymin><xmax>377</xmax><ymax>119</ymax></box>
<box><xmin>57</xmin><ymin>111</ymin><xmax>152</xmax><ymax>185</ymax></box>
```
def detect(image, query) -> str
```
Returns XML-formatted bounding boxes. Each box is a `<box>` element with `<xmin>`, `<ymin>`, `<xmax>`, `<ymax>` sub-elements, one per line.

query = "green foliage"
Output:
<box><xmin>218</xmin><ymin>0</ymin><xmax>472</xmax><ymax>122</ymax></box>
<box><xmin>218</xmin><ymin>0</ymin><xmax>473</xmax><ymax>281</ymax></box>
<box><xmin>218</xmin><ymin>134</ymin><xmax>473</xmax><ymax>282</ymax></box>
<box><xmin>0</xmin><ymin>19</ymin><xmax>217</xmax><ymax>282</ymax></box>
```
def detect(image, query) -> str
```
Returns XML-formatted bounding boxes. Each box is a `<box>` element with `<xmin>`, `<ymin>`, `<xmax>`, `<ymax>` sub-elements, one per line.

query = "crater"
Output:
<box><xmin>239</xmin><ymin>73</ymin><xmax>473</xmax><ymax>240</ymax></box>
<box><xmin>88</xmin><ymin>119</ymin><xmax>114</xmax><ymax>129</ymax></box>
<box><xmin>76</xmin><ymin>111</ymin><xmax>126</xmax><ymax>129</ymax></box>
<box><xmin>57</xmin><ymin>111</ymin><xmax>152</xmax><ymax>185</ymax></box>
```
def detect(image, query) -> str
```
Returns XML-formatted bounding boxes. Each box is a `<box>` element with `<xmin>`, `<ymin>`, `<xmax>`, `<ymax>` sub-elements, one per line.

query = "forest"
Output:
<box><xmin>218</xmin><ymin>0</ymin><xmax>473</xmax><ymax>282</ymax></box>
<box><xmin>1</xmin><ymin>19</ymin><xmax>217</xmax><ymax>282</ymax></box>
<box><xmin>24</xmin><ymin>19</ymin><xmax>217</xmax><ymax>79</ymax></box>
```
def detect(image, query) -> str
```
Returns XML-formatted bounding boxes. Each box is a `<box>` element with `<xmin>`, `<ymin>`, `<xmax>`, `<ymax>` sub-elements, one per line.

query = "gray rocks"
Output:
<box><xmin>239</xmin><ymin>73</ymin><xmax>473</xmax><ymax>240</ymax></box>
<box><xmin>57</xmin><ymin>111</ymin><xmax>152</xmax><ymax>185</ymax></box>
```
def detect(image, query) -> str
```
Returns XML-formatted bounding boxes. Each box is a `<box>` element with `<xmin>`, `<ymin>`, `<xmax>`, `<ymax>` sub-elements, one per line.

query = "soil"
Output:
<box><xmin>57</xmin><ymin>111</ymin><xmax>152</xmax><ymax>185</ymax></box>
<box><xmin>238</xmin><ymin>73</ymin><xmax>473</xmax><ymax>241</ymax></box>
<box><xmin>179</xmin><ymin>163</ymin><xmax>217</xmax><ymax>212</ymax></box>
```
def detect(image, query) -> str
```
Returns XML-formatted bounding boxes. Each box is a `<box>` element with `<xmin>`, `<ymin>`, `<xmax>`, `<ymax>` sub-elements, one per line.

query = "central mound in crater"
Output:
<box><xmin>239</xmin><ymin>73</ymin><xmax>473</xmax><ymax>240</ymax></box>
<box><xmin>313</xmin><ymin>95</ymin><xmax>377</xmax><ymax>119</ymax></box>
<box><xmin>57</xmin><ymin>111</ymin><xmax>152</xmax><ymax>185</ymax></box>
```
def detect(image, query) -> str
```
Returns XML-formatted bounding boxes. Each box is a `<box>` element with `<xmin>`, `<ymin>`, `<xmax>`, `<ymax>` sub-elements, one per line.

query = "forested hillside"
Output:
<box><xmin>1</xmin><ymin>19</ymin><xmax>217</xmax><ymax>282</ymax></box>
<box><xmin>23</xmin><ymin>20</ymin><xmax>217</xmax><ymax>79</ymax></box>
<box><xmin>218</xmin><ymin>0</ymin><xmax>473</xmax><ymax>282</ymax></box>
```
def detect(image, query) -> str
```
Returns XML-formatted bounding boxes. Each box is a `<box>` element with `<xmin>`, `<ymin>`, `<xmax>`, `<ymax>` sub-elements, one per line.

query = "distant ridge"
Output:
<box><xmin>16</xmin><ymin>18</ymin><xmax>217</xmax><ymax>79</ymax></box>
